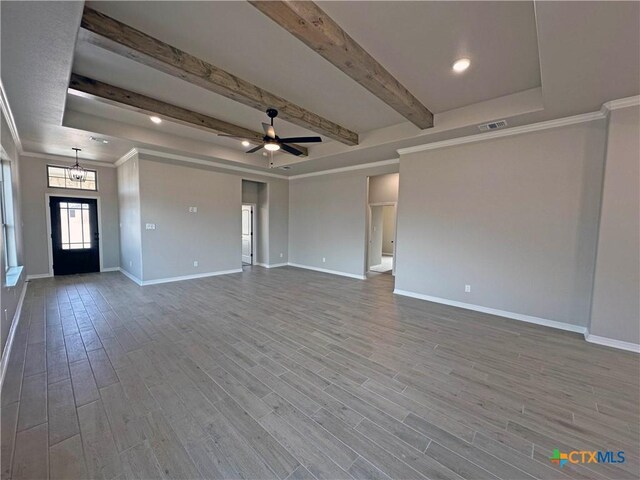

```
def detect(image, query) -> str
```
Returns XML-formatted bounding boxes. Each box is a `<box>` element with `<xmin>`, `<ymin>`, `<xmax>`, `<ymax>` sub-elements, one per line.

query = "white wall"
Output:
<box><xmin>289</xmin><ymin>165</ymin><xmax>398</xmax><ymax>277</ymax></box>
<box><xmin>20</xmin><ymin>154</ymin><xmax>120</xmax><ymax>276</ymax></box>
<box><xmin>589</xmin><ymin>105</ymin><xmax>640</xmax><ymax>345</ymax></box>
<box><xmin>395</xmin><ymin>120</ymin><xmax>607</xmax><ymax>328</ymax></box>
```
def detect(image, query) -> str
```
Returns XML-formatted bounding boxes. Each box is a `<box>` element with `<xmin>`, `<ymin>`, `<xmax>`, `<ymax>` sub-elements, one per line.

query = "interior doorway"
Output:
<box><xmin>368</xmin><ymin>203</ymin><xmax>396</xmax><ymax>273</ymax></box>
<box><xmin>49</xmin><ymin>196</ymin><xmax>100</xmax><ymax>275</ymax></box>
<box><xmin>241</xmin><ymin>204</ymin><xmax>254</xmax><ymax>265</ymax></box>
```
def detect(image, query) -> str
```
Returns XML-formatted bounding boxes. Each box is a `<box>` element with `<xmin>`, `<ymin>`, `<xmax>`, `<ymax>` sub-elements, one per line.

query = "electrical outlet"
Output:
<box><xmin>280</xmin><ymin>253</ymin><xmax>283</xmax><ymax>258</ymax></box>
<box><xmin>322</xmin><ymin>257</ymin><xmax>326</xmax><ymax>263</ymax></box>
<box><xmin>465</xmin><ymin>285</ymin><xmax>471</xmax><ymax>293</ymax></box>
<box><xmin>129</xmin><ymin>260</ymin><xmax>132</xmax><ymax>267</ymax></box>
<box><xmin>193</xmin><ymin>261</ymin><xmax>199</xmax><ymax>267</ymax></box>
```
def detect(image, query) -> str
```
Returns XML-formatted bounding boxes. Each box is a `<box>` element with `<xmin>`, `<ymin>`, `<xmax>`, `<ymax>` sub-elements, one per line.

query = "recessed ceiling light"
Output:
<box><xmin>452</xmin><ymin>58</ymin><xmax>471</xmax><ymax>73</ymax></box>
<box><xmin>150</xmin><ymin>116</ymin><xmax>162</xmax><ymax>124</ymax></box>
<box><xmin>241</xmin><ymin>140</ymin><xmax>250</xmax><ymax>147</ymax></box>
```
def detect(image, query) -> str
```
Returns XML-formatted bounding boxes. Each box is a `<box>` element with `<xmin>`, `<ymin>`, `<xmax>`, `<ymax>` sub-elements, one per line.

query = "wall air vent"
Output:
<box><xmin>478</xmin><ymin>120</ymin><xmax>508</xmax><ymax>132</ymax></box>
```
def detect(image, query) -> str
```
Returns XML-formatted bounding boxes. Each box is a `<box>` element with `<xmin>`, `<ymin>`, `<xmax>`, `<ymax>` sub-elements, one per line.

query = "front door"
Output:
<box><xmin>241</xmin><ymin>205</ymin><xmax>253</xmax><ymax>264</ymax></box>
<box><xmin>50</xmin><ymin>196</ymin><xmax>100</xmax><ymax>275</ymax></box>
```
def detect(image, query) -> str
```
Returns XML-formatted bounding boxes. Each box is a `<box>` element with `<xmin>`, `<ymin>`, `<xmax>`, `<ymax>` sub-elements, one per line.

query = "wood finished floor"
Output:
<box><xmin>1</xmin><ymin>266</ymin><xmax>638</xmax><ymax>480</ymax></box>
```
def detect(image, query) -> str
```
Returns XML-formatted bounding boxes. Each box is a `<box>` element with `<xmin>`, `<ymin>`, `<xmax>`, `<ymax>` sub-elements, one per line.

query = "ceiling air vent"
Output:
<box><xmin>478</xmin><ymin>120</ymin><xmax>508</xmax><ymax>132</ymax></box>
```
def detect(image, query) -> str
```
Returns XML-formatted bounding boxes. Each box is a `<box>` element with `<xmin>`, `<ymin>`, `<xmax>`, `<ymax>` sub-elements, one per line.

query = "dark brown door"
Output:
<box><xmin>50</xmin><ymin>197</ymin><xmax>100</xmax><ymax>275</ymax></box>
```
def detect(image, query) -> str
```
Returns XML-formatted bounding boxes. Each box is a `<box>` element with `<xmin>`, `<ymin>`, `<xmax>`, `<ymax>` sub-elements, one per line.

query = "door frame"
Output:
<box><xmin>366</xmin><ymin>201</ymin><xmax>397</xmax><ymax>275</ymax></box>
<box><xmin>241</xmin><ymin>203</ymin><xmax>257</xmax><ymax>265</ymax></box>
<box><xmin>45</xmin><ymin>193</ymin><xmax>104</xmax><ymax>277</ymax></box>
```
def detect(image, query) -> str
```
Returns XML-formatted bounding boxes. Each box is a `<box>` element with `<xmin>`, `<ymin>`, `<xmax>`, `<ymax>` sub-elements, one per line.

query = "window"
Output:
<box><xmin>58</xmin><ymin>202</ymin><xmax>92</xmax><ymax>250</ymax></box>
<box><xmin>47</xmin><ymin>165</ymin><xmax>97</xmax><ymax>191</ymax></box>
<box><xmin>1</xmin><ymin>155</ymin><xmax>17</xmax><ymax>270</ymax></box>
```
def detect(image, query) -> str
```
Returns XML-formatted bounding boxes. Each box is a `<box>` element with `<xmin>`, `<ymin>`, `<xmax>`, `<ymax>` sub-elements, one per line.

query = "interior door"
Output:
<box><xmin>241</xmin><ymin>205</ymin><xmax>253</xmax><ymax>264</ymax></box>
<box><xmin>50</xmin><ymin>196</ymin><xmax>100</xmax><ymax>275</ymax></box>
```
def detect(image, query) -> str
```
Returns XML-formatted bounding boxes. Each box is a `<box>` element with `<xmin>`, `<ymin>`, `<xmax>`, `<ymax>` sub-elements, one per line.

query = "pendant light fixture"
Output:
<box><xmin>68</xmin><ymin>147</ymin><xmax>87</xmax><ymax>183</ymax></box>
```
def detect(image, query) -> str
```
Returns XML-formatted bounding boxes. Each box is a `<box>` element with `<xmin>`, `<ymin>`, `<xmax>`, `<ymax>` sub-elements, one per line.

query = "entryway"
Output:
<box><xmin>368</xmin><ymin>204</ymin><xmax>396</xmax><ymax>273</ymax></box>
<box><xmin>48</xmin><ymin>196</ymin><xmax>100</xmax><ymax>275</ymax></box>
<box><xmin>367</xmin><ymin>173</ymin><xmax>399</xmax><ymax>277</ymax></box>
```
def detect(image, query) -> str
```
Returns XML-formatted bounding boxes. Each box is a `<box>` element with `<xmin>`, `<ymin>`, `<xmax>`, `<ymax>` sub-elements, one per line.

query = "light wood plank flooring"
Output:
<box><xmin>1</xmin><ymin>266</ymin><xmax>638</xmax><ymax>480</ymax></box>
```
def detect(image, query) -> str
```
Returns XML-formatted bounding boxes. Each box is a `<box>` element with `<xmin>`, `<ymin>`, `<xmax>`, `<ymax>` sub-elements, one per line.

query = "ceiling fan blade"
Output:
<box><xmin>278</xmin><ymin>136</ymin><xmax>322</xmax><ymax>143</ymax></box>
<box><xmin>280</xmin><ymin>143</ymin><xmax>305</xmax><ymax>157</ymax></box>
<box><xmin>246</xmin><ymin>145</ymin><xmax>264</xmax><ymax>154</ymax></box>
<box><xmin>262</xmin><ymin>123</ymin><xmax>276</xmax><ymax>139</ymax></box>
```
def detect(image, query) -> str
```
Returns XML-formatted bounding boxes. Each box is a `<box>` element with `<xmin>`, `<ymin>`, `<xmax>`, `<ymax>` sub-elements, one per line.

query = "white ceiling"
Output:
<box><xmin>1</xmin><ymin>1</ymin><xmax>638</xmax><ymax>175</ymax></box>
<box><xmin>318</xmin><ymin>1</ymin><xmax>541</xmax><ymax>113</ymax></box>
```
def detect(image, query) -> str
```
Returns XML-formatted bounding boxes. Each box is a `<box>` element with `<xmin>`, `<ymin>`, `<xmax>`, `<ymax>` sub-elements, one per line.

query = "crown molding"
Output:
<box><xmin>114</xmin><ymin>148</ymin><xmax>138</xmax><ymax>167</ymax></box>
<box><xmin>0</xmin><ymin>79</ymin><xmax>23</xmax><ymax>154</ymax></box>
<box><xmin>288</xmin><ymin>158</ymin><xmax>399</xmax><ymax>180</ymax></box>
<box><xmin>397</xmin><ymin>95</ymin><xmax>640</xmax><ymax>157</ymax></box>
<box><xmin>20</xmin><ymin>151</ymin><xmax>116</xmax><ymax>168</ymax></box>
<box><xmin>601</xmin><ymin>95</ymin><xmax>640</xmax><ymax>112</ymax></box>
<box><xmin>397</xmin><ymin>110</ymin><xmax>606</xmax><ymax>156</ymax></box>
<box><xmin>131</xmin><ymin>148</ymin><xmax>289</xmax><ymax>179</ymax></box>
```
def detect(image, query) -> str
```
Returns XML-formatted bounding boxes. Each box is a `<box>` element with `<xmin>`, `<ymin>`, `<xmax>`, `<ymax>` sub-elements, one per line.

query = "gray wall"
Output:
<box><xmin>369</xmin><ymin>206</ymin><xmax>383</xmax><ymax>267</ymax></box>
<box><xmin>268</xmin><ymin>180</ymin><xmax>289</xmax><ymax>265</ymax></box>
<box><xmin>20</xmin><ymin>154</ymin><xmax>120</xmax><ymax>276</ymax></box>
<box><xmin>369</xmin><ymin>173</ymin><xmax>399</xmax><ymax>204</ymax></box>
<box><xmin>116</xmin><ymin>153</ymin><xmax>290</xmax><ymax>282</ymax></box>
<box><xmin>242</xmin><ymin>180</ymin><xmax>259</xmax><ymax>204</ymax></box>
<box><xmin>256</xmin><ymin>182</ymin><xmax>268</xmax><ymax>264</ymax></box>
<box><xmin>117</xmin><ymin>155</ymin><xmax>142</xmax><ymax>279</ymax></box>
<box><xmin>395</xmin><ymin>121</ymin><xmax>607</xmax><ymax>327</ymax></box>
<box><xmin>382</xmin><ymin>205</ymin><xmax>396</xmax><ymax>255</ymax></box>
<box><xmin>138</xmin><ymin>158</ymin><xmax>241</xmax><ymax>281</ymax></box>
<box><xmin>289</xmin><ymin>165</ymin><xmax>398</xmax><ymax>276</ymax></box>
<box><xmin>590</xmin><ymin>106</ymin><xmax>640</xmax><ymax>343</ymax></box>
<box><xmin>1</xmin><ymin>112</ymin><xmax>25</xmax><ymax>356</ymax></box>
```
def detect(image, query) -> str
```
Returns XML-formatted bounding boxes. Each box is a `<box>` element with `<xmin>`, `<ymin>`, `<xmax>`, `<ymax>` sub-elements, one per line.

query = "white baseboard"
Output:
<box><xmin>26</xmin><ymin>273</ymin><xmax>52</xmax><ymax>281</ymax></box>
<box><xmin>118</xmin><ymin>268</ymin><xmax>143</xmax><ymax>286</ymax></box>
<box><xmin>584</xmin><ymin>332</ymin><xmax>640</xmax><ymax>353</ymax></box>
<box><xmin>255</xmin><ymin>262</ymin><xmax>288</xmax><ymax>269</ymax></box>
<box><xmin>101</xmin><ymin>267</ymin><xmax>120</xmax><ymax>272</ymax></box>
<box><xmin>288</xmin><ymin>263</ymin><xmax>366</xmax><ymax>280</ymax></box>
<box><xmin>0</xmin><ymin>280</ymin><xmax>28</xmax><ymax>392</ymax></box>
<box><xmin>141</xmin><ymin>268</ymin><xmax>243</xmax><ymax>286</ymax></box>
<box><xmin>393</xmin><ymin>289</ymin><xmax>588</xmax><ymax>335</ymax></box>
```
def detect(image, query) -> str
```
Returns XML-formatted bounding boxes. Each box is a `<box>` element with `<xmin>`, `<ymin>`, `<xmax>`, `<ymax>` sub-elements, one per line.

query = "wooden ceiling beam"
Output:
<box><xmin>249</xmin><ymin>1</ymin><xmax>434</xmax><ymax>129</ymax></box>
<box><xmin>79</xmin><ymin>7</ymin><xmax>358</xmax><ymax>146</ymax></box>
<box><xmin>68</xmin><ymin>73</ymin><xmax>308</xmax><ymax>156</ymax></box>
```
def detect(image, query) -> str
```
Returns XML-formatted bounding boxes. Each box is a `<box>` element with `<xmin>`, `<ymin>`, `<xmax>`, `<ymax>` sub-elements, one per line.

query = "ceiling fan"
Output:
<box><xmin>220</xmin><ymin>108</ymin><xmax>321</xmax><ymax>156</ymax></box>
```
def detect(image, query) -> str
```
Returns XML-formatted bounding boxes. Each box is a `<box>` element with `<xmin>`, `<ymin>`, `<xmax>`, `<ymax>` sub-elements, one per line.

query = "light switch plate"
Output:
<box><xmin>145</xmin><ymin>223</ymin><xmax>156</xmax><ymax>230</ymax></box>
